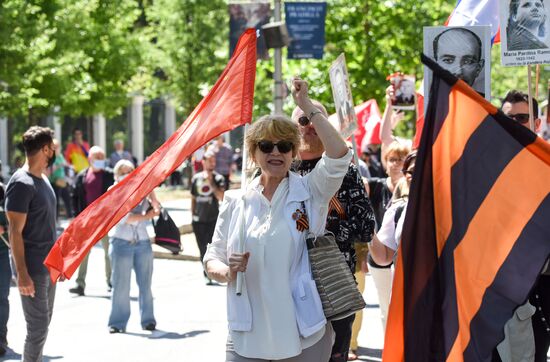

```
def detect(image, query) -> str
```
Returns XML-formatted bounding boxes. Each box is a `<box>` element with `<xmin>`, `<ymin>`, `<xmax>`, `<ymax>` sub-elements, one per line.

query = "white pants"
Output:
<box><xmin>369</xmin><ymin>265</ymin><xmax>393</xmax><ymax>333</ymax></box>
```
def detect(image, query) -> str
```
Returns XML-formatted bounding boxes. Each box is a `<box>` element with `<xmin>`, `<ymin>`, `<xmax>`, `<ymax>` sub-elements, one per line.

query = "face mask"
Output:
<box><xmin>92</xmin><ymin>159</ymin><xmax>106</xmax><ymax>170</ymax></box>
<box><xmin>47</xmin><ymin>150</ymin><xmax>56</xmax><ymax>168</ymax></box>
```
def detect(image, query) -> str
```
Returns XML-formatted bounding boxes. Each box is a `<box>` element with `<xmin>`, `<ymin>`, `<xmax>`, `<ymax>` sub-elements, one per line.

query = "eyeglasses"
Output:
<box><xmin>298</xmin><ymin>116</ymin><xmax>310</xmax><ymax>126</ymax></box>
<box><xmin>507</xmin><ymin>113</ymin><xmax>530</xmax><ymax>125</ymax></box>
<box><xmin>388</xmin><ymin>157</ymin><xmax>404</xmax><ymax>164</ymax></box>
<box><xmin>257</xmin><ymin>140</ymin><xmax>293</xmax><ymax>154</ymax></box>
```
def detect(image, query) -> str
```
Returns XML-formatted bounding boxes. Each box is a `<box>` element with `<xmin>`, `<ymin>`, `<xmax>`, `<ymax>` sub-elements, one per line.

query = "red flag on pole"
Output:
<box><xmin>44</xmin><ymin>29</ymin><xmax>258</xmax><ymax>282</ymax></box>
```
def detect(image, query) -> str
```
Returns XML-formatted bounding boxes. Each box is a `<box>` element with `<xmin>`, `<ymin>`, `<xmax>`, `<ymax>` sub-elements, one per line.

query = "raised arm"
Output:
<box><xmin>291</xmin><ymin>77</ymin><xmax>348</xmax><ymax>159</ymax></box>
<box><xmin>380</xmin><ymin>86</ymin><xmax>404</xmax><ymax>169</ymax></box>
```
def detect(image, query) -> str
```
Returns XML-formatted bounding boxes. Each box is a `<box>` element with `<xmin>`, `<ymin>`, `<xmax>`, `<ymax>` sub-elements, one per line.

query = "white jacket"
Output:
<box><xmin>203</xmin><ymin>150</ymin><xmax>352</xmax><ymax>338</ymax></box>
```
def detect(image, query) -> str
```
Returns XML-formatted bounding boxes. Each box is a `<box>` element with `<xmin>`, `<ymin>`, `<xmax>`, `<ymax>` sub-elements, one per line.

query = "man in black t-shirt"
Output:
<box><xmin>5</xmin><ymin>126</ymin><xmax>58</xmax><ymax>361</ymax></box>
<box><xmin>191</xmin><ymin>150</ymin><xmax>226</xmax><ymax>284</ymax></box>
<box><xmin>291</xmin><ymin>102</ymin><xmax>375</xmax><ymax>362</ymax></box>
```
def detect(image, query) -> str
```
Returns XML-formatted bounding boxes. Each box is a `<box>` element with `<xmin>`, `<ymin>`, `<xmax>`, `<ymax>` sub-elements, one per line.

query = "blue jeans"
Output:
<box><xmin>0</xmin><ymin>247</ymin><xmax>10</xmax><ymax>348</ymax></box>
<box><xmin>108</xmin><ymin>238</ymin><xmax>155</xmax><ymax>330</ymax></box>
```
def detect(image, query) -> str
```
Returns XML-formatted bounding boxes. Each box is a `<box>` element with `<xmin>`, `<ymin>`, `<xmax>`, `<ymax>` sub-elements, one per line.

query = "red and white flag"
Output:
<box><xmin>446</xmin><ymin>0</ymin><xmax>500</xmax><ymax>43</ymax></box>
<box><xmin>45</xmin><ymin>29</ymin><xmax>258</xmax><ymax>282</ymax></box>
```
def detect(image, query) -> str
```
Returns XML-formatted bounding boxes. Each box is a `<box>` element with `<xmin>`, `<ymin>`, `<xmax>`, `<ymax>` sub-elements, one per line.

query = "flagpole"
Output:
<box><xmin>527</xmin><ymin>65</ymin><xmax>536</xmax><ymax>132</ymax></box>
<box><xmin>350</xmin><ymin>135</ymin><xmax>360</xmax><ymax>169</ymax></box>
<box><xmin>236</xmin><ymin>123</ymin><xmax>249</xmax><ymax>296</ymax></box>
<box><xmin>536</xmin><ymin>65</ymin><xmax>541</xmax><ymax>99</ymax></box>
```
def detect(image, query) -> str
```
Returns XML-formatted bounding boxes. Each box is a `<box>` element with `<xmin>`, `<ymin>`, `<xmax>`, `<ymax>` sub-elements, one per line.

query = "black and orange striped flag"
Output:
<box><xmin>383</xmin><ymin>55</ymin><xmax>550</xmax><ymax>362</ymax></box>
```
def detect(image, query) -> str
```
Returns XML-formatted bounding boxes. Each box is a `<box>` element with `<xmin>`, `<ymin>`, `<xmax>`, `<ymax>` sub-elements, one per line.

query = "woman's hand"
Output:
<box><xmin>146</xmin><ymin>207</ymin><xmax>160</xmax><ymax>219</ymax></box>
<box><xmin>227</xmin><ymin>252</ymin><xmax>250</xmax><ymax>281</ymax></box>
<box><xmin>291</xmin><ymin>77</ymin><xmax>314</xmax><ymax>113</ymax></box>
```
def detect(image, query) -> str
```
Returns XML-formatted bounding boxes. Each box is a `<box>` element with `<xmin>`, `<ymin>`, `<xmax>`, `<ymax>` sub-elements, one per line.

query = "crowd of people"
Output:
<box><xmin>0</xmin><ymin>73</ymin><xmax>549</xmax><ymax>362</ymax></box>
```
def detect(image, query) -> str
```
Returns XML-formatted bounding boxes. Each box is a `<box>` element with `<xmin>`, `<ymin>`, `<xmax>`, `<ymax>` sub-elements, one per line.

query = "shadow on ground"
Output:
<box><xmin>356</xmin><ymin>346</ymin><xmax>382</xmax><ymax>361</ymax></box>
<box><xmin>0</xmin><ymin>349</ymin><xmax>62</xmax><ymax>361</ymax></box>
<box><xmin>123</xmin><ymin>329</ymin><xmax>210</xmax><ymax>340</ymax></box>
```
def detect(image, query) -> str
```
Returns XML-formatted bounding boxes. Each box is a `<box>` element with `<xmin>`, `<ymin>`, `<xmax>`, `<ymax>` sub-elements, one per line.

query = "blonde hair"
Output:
<box><xmin>113</xmin><ymin>159</ymin><xmax>135</xmax><ymax>177</ymax></box>
<box><xmin>384</xmin><ymin>141</ymin><xmax>410</xmax><ymax>164</ymax></box>
<box><xmin>245</xmin><ymin>115</ymin><xmax>301</xmax><ymax>162</ymax></box>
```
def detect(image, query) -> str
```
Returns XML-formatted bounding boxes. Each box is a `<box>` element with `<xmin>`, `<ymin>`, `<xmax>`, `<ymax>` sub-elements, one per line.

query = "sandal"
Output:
<box><xmin>348</xmin><ymin>349</ymin><xmax>358</xmax><ymax>361</ymax></box>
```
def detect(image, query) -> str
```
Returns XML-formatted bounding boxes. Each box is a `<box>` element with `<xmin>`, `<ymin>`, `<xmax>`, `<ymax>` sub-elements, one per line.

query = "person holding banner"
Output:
<box><xmin>291</xmin><ymin>100</ymin><xmax>375</xmax><ymax>362</ymax></box>
<box><xmin>204</xmin><ymin>77</ymin><xmax>351</xmax><ymax>361</ymax></box>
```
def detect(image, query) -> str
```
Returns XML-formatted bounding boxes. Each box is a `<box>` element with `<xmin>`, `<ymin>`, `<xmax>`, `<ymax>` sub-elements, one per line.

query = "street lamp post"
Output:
<box><xmin>273</xmin><ymin>0</ymin><xmax>283</xmax><ymax>115</ymax></box>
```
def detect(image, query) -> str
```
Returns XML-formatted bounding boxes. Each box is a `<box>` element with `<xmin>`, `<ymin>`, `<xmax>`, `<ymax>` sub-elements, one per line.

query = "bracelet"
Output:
<box><xmin>309</xmin><ymin>110</ymin><xmax>323</xmax><ymax>120</ymax></box>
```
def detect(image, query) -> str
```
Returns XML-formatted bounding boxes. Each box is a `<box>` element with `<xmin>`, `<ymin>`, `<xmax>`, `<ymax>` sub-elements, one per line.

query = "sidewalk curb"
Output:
<box><xmin>153</xmin><ymin>251</ymin><xmax>200</xmax><ymax>262</ymax></box>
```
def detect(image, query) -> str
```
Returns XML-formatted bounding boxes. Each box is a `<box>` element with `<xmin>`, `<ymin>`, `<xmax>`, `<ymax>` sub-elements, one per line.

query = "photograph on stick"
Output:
<box><xmin>329</xmin><ymin>54</ymin><xmax>358</xmax><ymax>139</ymax></box>
<box><xmin>388</xmin><ymin>73</ymin><xmax>416</xmax><ymax>111</ymax></box>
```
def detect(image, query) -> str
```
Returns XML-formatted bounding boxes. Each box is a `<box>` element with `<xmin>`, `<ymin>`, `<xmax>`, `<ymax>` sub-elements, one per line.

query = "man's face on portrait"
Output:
<box><xmin>434</xmin><ymin>29</ymin><xmax>485</xmax><ymax>86</ymax></box>
<box><xmin>515</xmin><ymin>0</ymin><xmax>545</xmax><ymax>27</ymax></box>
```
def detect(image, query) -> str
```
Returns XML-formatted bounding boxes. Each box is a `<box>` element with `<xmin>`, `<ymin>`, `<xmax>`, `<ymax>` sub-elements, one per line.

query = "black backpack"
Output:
<box><xmin>153</xmin><ymin>208</ymin><xmax>182</xmax><ymax>254</ymax></box>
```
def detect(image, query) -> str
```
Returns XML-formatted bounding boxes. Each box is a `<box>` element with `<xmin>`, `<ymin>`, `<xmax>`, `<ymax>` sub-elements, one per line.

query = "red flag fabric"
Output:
<box><xmin>44</xmin><ymin>29</ymin><xmax>257</xmax><ymax>282</ymax></box>
<box><xmin>360</xmin><ymin>100</ymin><xmax>382</xmax><ymax>148</ymax></box>
<box><xmin>327</xmin><ymin>99</ymin><xmax>381</xmax><ymax>149</ymax></box>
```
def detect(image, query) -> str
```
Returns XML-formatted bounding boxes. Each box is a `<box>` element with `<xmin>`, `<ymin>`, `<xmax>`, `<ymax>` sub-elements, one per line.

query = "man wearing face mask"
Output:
<box><xmin>5</xmin><ymin>126</ymin><xmax>57</xmax><ymax>361</ymax></box>
<box><xmin>69</xmin><ymin>146</ymin><xmax>114</xmax><ymax>296</ymax></box>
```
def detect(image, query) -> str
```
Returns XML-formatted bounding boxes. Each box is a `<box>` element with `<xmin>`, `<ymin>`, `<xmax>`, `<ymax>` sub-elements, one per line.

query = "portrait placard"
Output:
<box><xmin>389</xmin><ymin>74</ymin><xmax>416</xmax><ymax>111</ymax></box>
<box><xmin>423</xmin><ymin>25</ymin><xmax>491</xmax><ymax>109</ymax></box>
<box><xmin>329</xmin><ymin>54</ymin><xmax>358</xmax><ymax>139</ymax></box>
<box><xmin>500</xmin><ymin>0</ymin><xmax>550</xmax><ymax>66</ymax></box>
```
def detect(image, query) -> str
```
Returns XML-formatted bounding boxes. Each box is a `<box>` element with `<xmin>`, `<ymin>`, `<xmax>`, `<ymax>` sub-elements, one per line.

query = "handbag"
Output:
<box><xmin>153</xmin><ymin>208</ymin><xmax>182</xmax><ymax>254</ymax></box>
<box><xmin>300</xmin><ymin>202</ymin><xmax>366</xmax><ymax>321</ymax></box>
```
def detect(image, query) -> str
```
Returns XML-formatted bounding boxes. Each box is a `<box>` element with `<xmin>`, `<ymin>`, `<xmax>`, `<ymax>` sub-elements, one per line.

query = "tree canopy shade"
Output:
<box><xmin>0</xmin><ymin>0</ymin><xmax>543</xmax><ymax>137</ymax></box>
<box><xmin>0</xmin><ymin>0</ymin><xmax>145</xmax><ymax>119</ymax></box>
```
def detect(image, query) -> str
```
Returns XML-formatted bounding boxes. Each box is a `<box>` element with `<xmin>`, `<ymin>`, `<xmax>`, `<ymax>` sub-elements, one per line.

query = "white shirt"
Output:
<box><xmin>377</xmin><ymin>201</ymin><xmax>407</xmax><ymax>251</ymax></box>
<box><xmin>203</xmin><ymin>150</ymin><xmax>353</xmax><ymax>359</ymax></box>
<box><xmin>230</xmin><ymin>179</ymin><xmax>324</xmax><ymax>359</ymax></box>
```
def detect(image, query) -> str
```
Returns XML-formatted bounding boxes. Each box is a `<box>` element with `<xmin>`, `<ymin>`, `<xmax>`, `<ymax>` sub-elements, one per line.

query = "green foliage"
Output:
<box><xmin>3</xmin><ymin>0</ymin><xmax>547</xmax><ymax>140</ymax></box>
<box><xmin>144</xmin><ymin>0</ymin><xmax>227</xmax><ymax>119</ymax></box>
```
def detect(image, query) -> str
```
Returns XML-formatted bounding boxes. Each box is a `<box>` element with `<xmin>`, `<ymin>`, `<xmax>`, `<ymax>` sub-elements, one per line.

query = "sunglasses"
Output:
<box><xmin>507</xmin><ymin>113</ymin><xmax>530</xmax><ymax>125</ymax></box>
<box><xmin>257</xmin><ymin>140</ymin><xmax>293</xmax><ymax>154</ymax></box>
<box><xmin>298</xmin><ymin>116</ymin><xmax>310</xmax><ymax>126</ymax></box>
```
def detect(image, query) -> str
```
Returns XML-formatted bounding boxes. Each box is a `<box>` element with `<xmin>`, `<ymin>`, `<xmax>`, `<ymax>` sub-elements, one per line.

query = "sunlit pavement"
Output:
<box><xmin>3</xmin><ymin>237</ymin><xmax>385</xmax><ymax>362</ymax></box>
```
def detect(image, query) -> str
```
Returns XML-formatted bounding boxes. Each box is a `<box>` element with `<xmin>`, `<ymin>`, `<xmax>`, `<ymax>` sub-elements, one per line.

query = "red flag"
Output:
<box><xmin>44</xmin><ymin>29</ymin><xmax>257</xmax><ymax>282</ymax></box>
<box><xmin>354</xmin><ymin>99</ymin><xmax>381</xmax><ymax>150</ymax></box>
<box><xmin>327</xmin><ymin>99</ymin><xmax>381</xmax><ymax>149</ymax></box>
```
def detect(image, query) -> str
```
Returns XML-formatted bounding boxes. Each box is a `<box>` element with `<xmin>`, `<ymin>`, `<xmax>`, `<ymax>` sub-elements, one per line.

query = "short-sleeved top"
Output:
<box><xmin>191</xmin><ymin>171</ymin><xmax>226</xmax><ymax>223</ymax></box>
<box><xmin>212</xmin><ymin>143</ymin><xmax>233</xmax><ymax>175</ymax></box>
<box><xmin>368</xmin><ymin>177</ymin><xmax>393</xmax><ymax>230</ymax></box>
<box><xmin>377</xmin><ymin>200</ymin><xmax>407</xmax><ymax>252</ymax></box>
<box><xmin>5</xmin><ymin>169</ymin><xmax>57</xmax><ymax>275</ymax></box>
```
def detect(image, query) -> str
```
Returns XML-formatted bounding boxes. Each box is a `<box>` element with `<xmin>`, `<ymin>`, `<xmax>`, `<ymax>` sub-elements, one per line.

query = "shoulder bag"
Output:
<box><xmin>300</xmin><ymin>202</ymin><xmax>366</xmax><ymax>321</ymax></box>
<box><xmin>153</xmin><ymin>207</ymin><xmax>182</xmax><ymax>254</ymax></box>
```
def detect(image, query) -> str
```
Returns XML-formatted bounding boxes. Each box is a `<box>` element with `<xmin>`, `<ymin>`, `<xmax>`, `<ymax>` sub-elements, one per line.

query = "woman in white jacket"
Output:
<box><xmin>203</xmin><ymin>78</ymin><xmax>351</xmax><ymax>361</ymax></box>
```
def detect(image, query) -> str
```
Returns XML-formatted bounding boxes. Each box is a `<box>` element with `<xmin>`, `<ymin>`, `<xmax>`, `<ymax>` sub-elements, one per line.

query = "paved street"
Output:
<box><xmin>1</xmin><ymin>237</ymin><xmax>386</xmax><ymax>362</ymax></box>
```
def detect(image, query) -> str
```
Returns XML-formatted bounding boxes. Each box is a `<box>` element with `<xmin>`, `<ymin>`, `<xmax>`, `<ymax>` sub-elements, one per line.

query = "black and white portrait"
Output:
<box><xmin>507</xmin><ymin>0</ymin><xmax>548</xmax><ymax>50</ymax></box>
<box><xmin>329</xmin><ymin>54</ymin><xmax>357</xmax><ymax>139</ymax></box>
<box><xmin>423</xmin><ymin>26</ymin><xmax>491</xmax><ymax>102</ymax></box>
<box><xmin>500</xmin><ymin>0</ymin><xmax>550</xmax><ymax>66</ymax></box>
<box><xmin>391</xmin><ymin>75</ymin><xmax>416</xmax><ymax>111</ymax></box>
